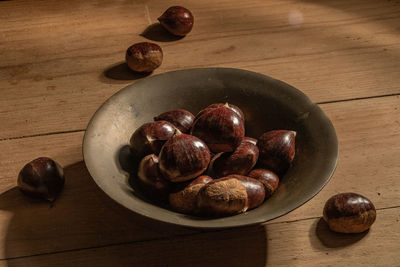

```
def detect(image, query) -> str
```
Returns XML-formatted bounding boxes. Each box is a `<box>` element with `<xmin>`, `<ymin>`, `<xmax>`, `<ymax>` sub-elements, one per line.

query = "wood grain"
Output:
<box><xmin>1</xmin><ymin>0</ymin><xmax>400</xmax><ymax>265</ymax></box>
<box><xmin>2</xmin><ymin>207</ymin><xmax>398</xmax><ymax>267</ymax></box>
<box><xmin>1</xmin><ymin>0</ymin><xmax>400</xmax><ymax>139</ymax></box>
<box><xmin>0</xmin><ymin>95</ymin><xmax>398</xmax><ymax>259</ymax></box>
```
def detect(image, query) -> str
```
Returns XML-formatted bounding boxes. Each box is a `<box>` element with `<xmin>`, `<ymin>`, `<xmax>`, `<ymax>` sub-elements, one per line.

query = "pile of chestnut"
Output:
<box><xmin>129</xmin><ymin>103</ymin><xmax>296</xmax><ymax>217</ymax></box>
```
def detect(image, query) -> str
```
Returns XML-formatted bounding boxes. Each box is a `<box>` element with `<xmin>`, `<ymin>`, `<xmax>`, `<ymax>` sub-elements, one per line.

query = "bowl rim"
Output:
<box><xmin>83</xmin><ymin>67</ymin><xmax>339</xmax><ymax>229</ymax></box>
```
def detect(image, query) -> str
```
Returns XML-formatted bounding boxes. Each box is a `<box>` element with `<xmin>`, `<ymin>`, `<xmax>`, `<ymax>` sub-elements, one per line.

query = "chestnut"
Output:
<box><xmin>209</xmin><ymin>137</ymin><xmax>259</xmax><ymax>177</ymax></box>
<box><xmin>191</xmin><ymin>103</ymin><xmax>245</xmax><ymax>153</ymax></box>
<box><xmin>225</xmin><ymin>175</ymin><xmax>265</xmax><ymax>210</ymax></box>
<box><xmin>129</xmin><ymin>120</ymin><xmax>176</xmax><ymax>159</ymax></box>
<box><xmin>137</xmin><ymin>154</ymin><xmax>171</xmax><ymax>201</ymax></box>
<box><xmin>197</xmin><ymin>178</ymin><xmax>248</xmax><ymax>217</ymax></box>
<box><xmin>169</xmin><ymin>175</ymin><xmax>213</xmax><ymax>214</ymax></box>
<box><xmin>126</xmin><ymin>42</ymin><xmax>163</xmax><ymax>72</ymax></box>
<box><xmin>154</xmin><ymin>109</ymin><xmax>195</xmax><ymax>133</ymax></box>
<box><xmin>159</xmin><ymin>130</ymin><xmax>210</xmax><ymax>182</ymax></box>
<box><xmin>18</xmin><ymin>157</ymin><xmax>65</xmax><ymax>202</ymax></box>
<box><xmin>248</xmin><ymin>169</ymin><xmax>279</xmax><ymax>198</ymax></box>
<box><xmin>258</xmin><ymin>130</ymin><xmax>296</xmax><ymax>175</ymax></box>
<box><xmin>323</xmin><ymin>193</ymin><xmax>376</xmax><ymax>233</ymax></box>
<box><xmin>196</xmin><ymin>103</ymin><xmax>244</xmax><ymax>122</ymax></box>
<box><xmin>158</xmin><ymin>6</ymin><xmax>194</xmax><ymax>36</ymax></box>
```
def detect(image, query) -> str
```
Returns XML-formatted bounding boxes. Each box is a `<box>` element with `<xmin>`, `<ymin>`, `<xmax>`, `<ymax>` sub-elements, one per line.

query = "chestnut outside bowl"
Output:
<box><xmin>83</xmin><ymin>68</ymin><xmax>338</xmax><ymax>229</ymax></box>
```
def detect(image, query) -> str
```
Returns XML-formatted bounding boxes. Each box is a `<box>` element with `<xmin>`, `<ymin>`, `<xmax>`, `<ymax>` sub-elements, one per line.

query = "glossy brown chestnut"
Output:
<box><xmin>225</xmin><ymin>175</ymin><xmax>266</xmax><ymax>210</ymax></box>
<box><xmin>191</xmin><ymin>103</ymin><xmax>245</xmax><ymax>153</ymax></box>
<box><xmin>18</xmin><ymin>157</ymin><xmax>65</xmax><ymax>202</ymax></box>
<box><xmin>209</xmin><ymin>137</ymin><xmax>259</xmax><ymax>177</ymax></box>
<box><xmin>196</xmin><ymin>103</ymin><xmax>245</xmax><ymax>122</ymax></box>
<box><xmin>158</xmin><ymin>6</ymin><xmax>194</xmax><ymax>36</ymax></box>
<box><xmin>159</xmin><ymin>130</ymin><xmax>210</xmax><ymax>182</ymax></box>
<box><xmin>169</xmin><ymin>175</ymin><xmax>213</xmax><ymax>214</ymax></box>
<box><xmin>323</xmin><ymin>193</ymin><xmax>376</xmax><ymax>233</ymax></box>
<box><xmin>126</xmin><ymin>42</ymin><xmax>163</xmax><ymax>72</ymax></box>
<box><xmin>258</xmin><ymin>130</ymin><xmax>296</xmax><ymax>175</ymax></box>
<box><xmin>248</xmin><ymin>169</ymin><xmax>279</xmax><ymax>198</ymax></box>
<box><xmin>197</xmin><ymin>178</ymin><xmax>248</xmax><ymax>217</ymax></box>
<box><xmin>129</xmin><ymin>120</ymin><xmax>176</xmax><ymax>159</ymax></box>
<box><xmin>137</xmin><ymin>154</ymin><xmax>171</xmax><ymax>201</ymax></box>
<box><xmin>154</xmin><ymin>109</ymin><xmax>195</xmax><ymax>133</ymax></box>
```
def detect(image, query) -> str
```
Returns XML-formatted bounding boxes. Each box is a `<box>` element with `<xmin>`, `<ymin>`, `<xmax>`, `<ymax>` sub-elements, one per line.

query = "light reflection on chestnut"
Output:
<box><xmin>258</xmin><ymin>130</ymin><xmax>296</xmax><ymax>175</ymax></box>
<box><xmin>209</xmin><ymin>137</ymin><xmax>259</xmax><ymax>177</ymax></box>
<box><xmin>225</xmin><ymin>175</ymin><xmax>265</xmax><ymax>210</ymax></box>
<box><xmin>126</xmin><ymin>42</ymin><xmax>163</xmax><ymax>72</ymax></box>
<box><xmin>248</xmin><ymin>169</ymin><xmax>279</xmax><ymax>198</ymax></box>
<box><xmin>137</xmin><ymin>154</ymin><xmax>171</xmax><ymax>202</ymax></box>
<box><xmin>191</xmin><ymin>103</ymin><xmax>245</xmax><ymax>153</ymax></box>
<box><xmin>18</xmin><ymin>157</ymin><xmax>65</xmax><ymax>202</ymax></box>
<box><xmin>323</xmin><ymin>193</ymin><xmax>376</xmax><ymax>233</ymax></box>
<box><xmin>154</xmin><ymin>109</ymin><xmax>195</xmax><ymax>133</ymax></box>
<box><xmin>129</xmin><ymin>120</ymin><xmax>176</xmax><ymax>159</ymax></box>
<box><xmin>196</xmin><ymin>103</ymin><xmax>244</xmax><ymax>122</ymax></box>
<box><xmin>158</xmin><ymin>6</ymin><xmax>194</xmax><ymax>36</ymax></box>
<box><xmin>159</xmin><ymin>130</ymin><xmax>210</xmax><ymax>182</ymax></box>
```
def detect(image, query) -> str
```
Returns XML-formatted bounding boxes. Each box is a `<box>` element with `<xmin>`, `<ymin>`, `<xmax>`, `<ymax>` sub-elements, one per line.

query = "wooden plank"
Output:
<box><xmin>0</xmin><ymin>95</ymin><xmax>399</xmax><ymax>258</ymax></box>
<box><xmin>1</xmin><ymin>0</ymin><xmax>400</xmax><ymax>139</ymax></box>
<box><xmin>0</xmin><ymin>132</ymin><xmax>196</xmax><ymax>259</ymax></box>
<box><xmin>3</xmin><ymin>207</ymin><xmax>399</xmax><ymax>266</ymax></box>
<box><xmin>272</xmin><ymin>94</ymin><xmax>400</xmax><ymax>223</ymax></box>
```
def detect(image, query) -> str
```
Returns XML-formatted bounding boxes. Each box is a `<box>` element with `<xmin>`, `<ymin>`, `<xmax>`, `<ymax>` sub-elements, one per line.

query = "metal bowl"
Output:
<box><xmin>83</xmin><ymin>68</ymin><xmax>338</xmax><ymax>228</ymax></box>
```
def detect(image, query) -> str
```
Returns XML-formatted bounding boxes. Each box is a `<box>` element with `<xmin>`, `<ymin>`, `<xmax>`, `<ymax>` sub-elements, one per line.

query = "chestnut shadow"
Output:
<box><xmin>1</xmin><ymin>161</ymin><xmax>268</xmax><ymax>266</ymax></box>
<box><xmin>100</xmin><ymin>62</ymin><xmax>151</xmax><ymax>84</ymax></box>
<box><xmin>309</xmin><ymin>218</ymin><xmax>368</xmax><ymax>250</ymax></box>
<box><xmin>140</xmin><ymin>23</ymin><xmax>184</xmax><ymax>42</ymax></box>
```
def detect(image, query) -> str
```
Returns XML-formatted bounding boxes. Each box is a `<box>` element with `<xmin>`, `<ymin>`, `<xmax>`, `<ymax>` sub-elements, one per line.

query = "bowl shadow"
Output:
<box><xmin>0</xmin><ymin>161</ymin><xmax>268</xmax><ymax>266</ymax></box>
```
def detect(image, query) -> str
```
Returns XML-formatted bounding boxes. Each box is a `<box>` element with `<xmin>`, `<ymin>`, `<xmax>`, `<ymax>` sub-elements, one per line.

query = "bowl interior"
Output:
<box><xmin>83</xmin><ymin>68</ymin><xmax>338</xmax><ymax>228</ymax></box>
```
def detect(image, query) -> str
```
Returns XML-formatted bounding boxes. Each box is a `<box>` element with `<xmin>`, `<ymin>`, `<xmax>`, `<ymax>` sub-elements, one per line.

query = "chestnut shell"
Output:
<box><xmin>18</xmin><ymin>157</ymin><xmax>65</xmax><ymax>202</ymax></box>
<box><xmin>196</xmin><ymin>103</ymin><xmax>244</xmax><ymax>122</ymax></box>
<box><xmin>137</xmin><ymin>154</ymin><xmax>171</xmax><ymax>202</ymax></box>
<box><xmin>197</xmin><ymin>178</ymin><xmax>248</xmax><ymax>217</ymax></box>
<box><xmin>126</xmin><ymin>42</ymin><xmax>163</xmax><ymax>72</ymax></box>
<box><xmin>154</xmin><ymin>109</ymin><xmax>195</xmax><ymax>133</ymax></box>
<box><xmin>248</xmin><ymin>169</ymin><xmax>279</xmax><ymax>198</ymax></box>
<box><xmin>209</xmin><ymin>137</ymin><xmax>259</xmax><ymax>177</ymax></box>
<box><xmin>225</xmin><ymin>175</ymin><xmax>265</xmax><ymax>210</ymax></box>
<box><xmin>159</xmin><ymin>131</ymin><xmax>210</xmax><ymax>182</ymax></box>
<box><xmin>129</xmin><ymin>120</ymin><xmax>176</xmax><ymax>159</ymax></box>
<box><xmin>258</xmin><ymin>130</ymin><xmax>296</xmax><ymax>175</ymax></box>
<box><xmin>169</xmin><ymin>175</ymin><xmax>213</xmax><ymax>214</ymax></box>
<box><xmin>158</xmin><ymin>6</ymin><xmax>194</xmax><ymax>36</ymax></box>
<box><xmin>323</xmin><ymin>193</ymin><xmax>376</xmax><ymax>233</ymax></box>
<box><xmin>191</xmin><ymin>103</ymin><xmax>245</xmax><ymax>153</ymax></box>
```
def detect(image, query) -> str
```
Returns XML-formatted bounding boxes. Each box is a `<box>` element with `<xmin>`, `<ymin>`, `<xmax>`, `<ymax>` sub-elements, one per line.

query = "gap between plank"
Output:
<box><xmin>1</xmin><ymin>205</ymin><xmax>399</xmax><ymax>262</ymax></box>
<box><xmin>1</xmin><ymin>92</ymin><xmax>399</xmax><ymax>143</ymax></box>
<box><xmin>0</xmin><ymin>129</ymin><xmax>86</xmax><ymax>142</ymax></box>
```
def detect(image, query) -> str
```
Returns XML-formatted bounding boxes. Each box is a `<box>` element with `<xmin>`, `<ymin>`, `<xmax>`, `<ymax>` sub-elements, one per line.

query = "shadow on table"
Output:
<box><xmin>140</xmin><ymin>23</ymin><xmax>184</xmax><ymax>42</ymax></box>
<box><xmin>1</xmin><ymin>161</ymin><xmax>267</xmax><ymax>266</ymax></box>
<box><xmin>99</xmin><ymin>62</ymin><xmax>151</xmax><ymax>84</ymax></box>
<box><xmin>309</xmin><ymin>218</ymin><xmax>368</xmax><ymax>250</ymax></box>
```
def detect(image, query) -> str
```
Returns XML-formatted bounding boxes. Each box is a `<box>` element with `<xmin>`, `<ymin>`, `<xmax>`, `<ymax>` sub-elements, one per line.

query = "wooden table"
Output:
<box><xmin>1</xmin><ymin>0</ymin><xmax>399</xmax><ymax>266</ymax></box>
